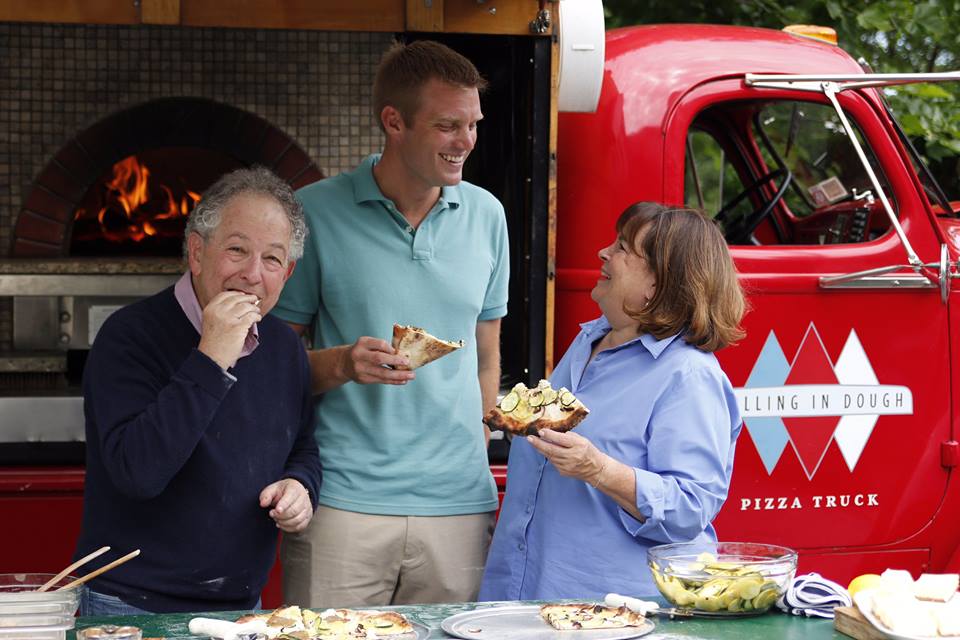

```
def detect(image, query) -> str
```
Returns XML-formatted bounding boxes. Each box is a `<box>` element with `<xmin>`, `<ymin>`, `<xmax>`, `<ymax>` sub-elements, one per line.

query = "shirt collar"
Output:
<box><xmin>351</xmin><ymin>153</ymin><xmax>462</xmax><ymax>210</ymax></box>
<box><xmin>580</xmin><ymin>315</ymin><xmax>682</xmax><ymax>359</ymax></box>
<box><xmin>174</xmin><ymin>271</ymin><xmax>260</xmax><ymax>358</ymax></box>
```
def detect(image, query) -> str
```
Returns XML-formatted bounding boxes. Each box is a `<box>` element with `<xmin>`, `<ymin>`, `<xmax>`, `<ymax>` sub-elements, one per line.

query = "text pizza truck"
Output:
<box><xmin>553</xmin><ymin>21</ymin><xmax>960</xmax><ymax>586</ymax></box>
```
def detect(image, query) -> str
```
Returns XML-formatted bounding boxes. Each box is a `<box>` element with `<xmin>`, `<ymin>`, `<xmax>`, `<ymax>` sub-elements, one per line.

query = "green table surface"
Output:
<box><xmin>71</xmin><ymin>600</ymin><xmax>850</xmax><ymax>639</ymax></box>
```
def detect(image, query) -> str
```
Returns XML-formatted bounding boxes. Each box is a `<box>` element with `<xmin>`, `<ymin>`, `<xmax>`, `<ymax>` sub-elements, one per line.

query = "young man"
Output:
<box><xmin>73</xmin><ymin>167</ymin><xmax>322</xmax><ymax>614</ymax></box>
<box><xmin>273</xmin><ymin>40</ymin><xmax>508</xmax><ymax>606</ymax></box>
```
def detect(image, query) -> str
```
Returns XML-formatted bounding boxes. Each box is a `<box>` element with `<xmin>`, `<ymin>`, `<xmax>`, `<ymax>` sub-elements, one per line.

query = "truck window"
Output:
<box><xmin>685</xmin><ymin>129</ymin><xmax>751</xmax><ymax>220</ymax></box>
<box><xmin>685</xmin><ymin>100</ymin><xmax>897</xmax><ymax>246</ymax></box>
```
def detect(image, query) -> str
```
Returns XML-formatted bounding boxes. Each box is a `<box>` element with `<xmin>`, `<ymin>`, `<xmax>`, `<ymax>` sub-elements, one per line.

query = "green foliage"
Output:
<box><xmin>603</xmin><ymin>0</ymin><xmax>960</xmax><ymax>198</ymax></box>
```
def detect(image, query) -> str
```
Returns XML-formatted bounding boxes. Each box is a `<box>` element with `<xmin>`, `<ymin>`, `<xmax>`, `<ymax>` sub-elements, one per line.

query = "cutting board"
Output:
<box><xmin>834</xmin><ymin>606</ymin><xmax>888</xmax><ymax>640</ymax></box>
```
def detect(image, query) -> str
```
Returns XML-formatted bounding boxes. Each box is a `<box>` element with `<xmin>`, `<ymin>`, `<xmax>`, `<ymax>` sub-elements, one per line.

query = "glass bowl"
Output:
<box><xmin>647</xmin><ymin>541</ymin><xmax>797</xmax><ymax>615</ymax></box>
<box><xmin>0</xmin><ymin>573</ymin><xmax>81</xmax><ymax>639</ymax></box>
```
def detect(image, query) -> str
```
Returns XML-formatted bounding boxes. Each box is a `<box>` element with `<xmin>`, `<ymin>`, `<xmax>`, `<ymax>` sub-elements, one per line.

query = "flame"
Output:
<box><xmin>77</xmin><ymin>155</ymin><xmax>195</xmax><ymax>244</ymax></box>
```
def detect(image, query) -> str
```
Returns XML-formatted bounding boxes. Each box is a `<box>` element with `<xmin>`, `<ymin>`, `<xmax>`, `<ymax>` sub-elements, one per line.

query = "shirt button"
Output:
<box><xmin>526</xmin><ymin>505</ymin><xmax>532</xmax><ymax>513</ymax></box>
<box><xmin>405</xmin><ymin>225</ymin><xmax>414</xmax><ymax>233</ymax></box>
<box><xmin>518</xmin><ymin>543</ymin><xmax>525</xmax><ymax>551</ymax></box>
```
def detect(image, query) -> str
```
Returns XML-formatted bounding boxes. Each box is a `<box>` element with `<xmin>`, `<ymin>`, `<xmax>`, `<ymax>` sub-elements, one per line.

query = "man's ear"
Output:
<box><xmin>284</xmin><ymin>260</ymin><xmax>296</xmax><ymax>282</ymax></box>
<box><xmin>187</xmin><ymin>232</ymin><xmax>204</xmax><ymax>275</ymax></box>
<box><xmin>380</xmin><ymin>105</ymin><xmax>404</xmax><ymax>136</ymax></box>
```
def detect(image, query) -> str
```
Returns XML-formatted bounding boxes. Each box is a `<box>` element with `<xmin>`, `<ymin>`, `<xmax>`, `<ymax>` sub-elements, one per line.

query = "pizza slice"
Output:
<box><xmin>391</xmin><ymin>324</ymin><xmax>464</xmax><ymax>370</ymax></box>
<box><xmin>356</xmin><ymin>611</ymin><xmax>416</xmax><ymax>636</ymax></box>
<box><xmin>235</xmin><ymin>606</ymin><xmax>417</xmax><ymax>640</ymax></box>
<box><xmin>304</xmin><ymin>608</ymin><xmax>359</xmax><ymax>639</ymax></box>
<box><xmin>483</xmin><ymin>379</ymin><xmax>589</xmax><ymax>436</ymax></box>
<box><xmin>540</xmin><ymin>603</ymin><xmax>647</xmax><ymax>630</ymax></box>
<box><xmin>235</xmin><ymin>605</ymin><xmax>307</xmax><ymax>639</ymax></box>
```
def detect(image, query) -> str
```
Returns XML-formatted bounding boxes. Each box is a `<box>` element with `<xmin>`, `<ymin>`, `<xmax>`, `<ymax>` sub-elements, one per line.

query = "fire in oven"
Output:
<box><xmin>1</xmin><ymin>96</ymin><xmax>326</xmax><ymax>465</ymax></box>
<box><xmin>1</xmin><ymin>145</ymin><xmax>236</xmax><ymax>464</ymax></box>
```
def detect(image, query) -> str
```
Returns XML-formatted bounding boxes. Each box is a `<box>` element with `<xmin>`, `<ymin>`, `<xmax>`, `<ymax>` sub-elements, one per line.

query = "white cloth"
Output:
<box><xmin>776</xmin><ymin>572</ymin><xmax>852</xmax><ymax>618</ymax></box>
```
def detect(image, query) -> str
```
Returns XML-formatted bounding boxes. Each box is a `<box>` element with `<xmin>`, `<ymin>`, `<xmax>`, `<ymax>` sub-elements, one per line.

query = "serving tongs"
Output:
<box><xmin>604</xmin><ymin>593</ymin><xmax>748</xmax><ymax>619</ymax></box>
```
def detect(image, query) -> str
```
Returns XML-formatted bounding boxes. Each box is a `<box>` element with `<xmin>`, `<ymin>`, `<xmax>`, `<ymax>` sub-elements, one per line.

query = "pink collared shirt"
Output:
<box><xmin>174</xmin><ymin>272</ymin><xmax>260</xmax><ymax>363</ymax></box>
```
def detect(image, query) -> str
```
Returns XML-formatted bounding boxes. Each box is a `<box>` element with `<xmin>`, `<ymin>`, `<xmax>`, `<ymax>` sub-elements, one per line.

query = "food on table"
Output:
<box><xmin>846</xmin><ymin>573</ymin><xmax>882</xmax><ymax>598</ymax></box>
<box><xmin>863</xmin><ymin>569</ymin><xmax>960</xmax><ymax>637</ymax></box>
<box><xmin>391</xmin><ymin>324</ymin><xmax>464</xmax><ymax>370</ymax></box>
<box><xmin>234</xmin><ymin>605</ymin><xmax>415</xmax><ymax>639</ymax></box>
<box><xmin>649</xmin><ymin>548</ymin><xmax>795</xmax><ymax>614</ymax></box>
<box><xmin>483</xmin><ymin>379</ymin><xmax>589</xmax><ymax>435</ymax></box>
<box><xmin>914</xmin><ymin>573</ymin><xmax>960</xmax><ymax>602</ymax></box>
<box><xmin>539</xmin><ymin>603</ymin><xmax>647</xmax><ymax>630</ymax></box>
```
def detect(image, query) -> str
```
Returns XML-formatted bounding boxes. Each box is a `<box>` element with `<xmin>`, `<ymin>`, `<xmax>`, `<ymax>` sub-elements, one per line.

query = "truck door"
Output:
<box><xmin>666</xmin><ymin>79</ymin><xmax>951</xmax><ymax>579</ymax></box>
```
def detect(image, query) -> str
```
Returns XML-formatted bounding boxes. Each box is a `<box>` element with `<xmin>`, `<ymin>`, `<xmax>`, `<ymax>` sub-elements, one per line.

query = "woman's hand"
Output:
<box><xmin>527</xmin><ymin>429</ymin><xmax>607</xmax><ymax>487</ymax></box>
<box><xmin>529</xmin><ymin>429</ymin><xmax>645</xmax><ymax>521</ymax></box>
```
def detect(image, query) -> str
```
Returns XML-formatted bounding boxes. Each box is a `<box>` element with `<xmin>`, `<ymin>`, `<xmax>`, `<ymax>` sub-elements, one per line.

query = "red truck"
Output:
<box><xmin>555</xmin><ymin>23</ymin><xmax>960</xmax><ymax>586</ymax></box>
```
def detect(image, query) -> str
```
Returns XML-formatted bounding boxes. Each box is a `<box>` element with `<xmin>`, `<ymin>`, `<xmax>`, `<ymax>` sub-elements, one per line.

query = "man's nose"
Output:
<box><xmin>460</xmin><ymin>127</ymin><xmax>476</xmax><ymax>150</ymax></box>
<box><xmin>239</xmin><ymin>255</ymin><xmax>263</xmax><ymax>282</ymax></box>
<box><xmin>598</xmin><ymin>244</ymin><xmax>611</xmax><ymax>260</ymax></box>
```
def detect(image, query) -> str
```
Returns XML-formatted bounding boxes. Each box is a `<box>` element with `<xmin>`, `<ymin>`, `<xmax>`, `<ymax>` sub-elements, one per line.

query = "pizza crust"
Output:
<box><xmin>483</xmin><ymin>380</ymin><xmax>589</xmax><ymax>435</ymax></box>
<box><xmin>391</xmin><ymin>324</ymin><xmax>464</xmax><ymax>370</ymax></box>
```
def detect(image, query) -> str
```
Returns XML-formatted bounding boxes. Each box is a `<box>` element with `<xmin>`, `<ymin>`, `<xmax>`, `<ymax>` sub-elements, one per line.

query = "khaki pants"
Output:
<box><xmin>281</xmin><ymin>505</ymin><xmax>495</xmax><ymax>608</ymax></box>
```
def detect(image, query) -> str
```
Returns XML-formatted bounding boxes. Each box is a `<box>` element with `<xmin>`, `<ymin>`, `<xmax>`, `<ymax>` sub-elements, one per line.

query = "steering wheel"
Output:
<box><xmin>715</xmin><ymin>168</ymin><xmax>793</xmax><ymax>244</ymax></box>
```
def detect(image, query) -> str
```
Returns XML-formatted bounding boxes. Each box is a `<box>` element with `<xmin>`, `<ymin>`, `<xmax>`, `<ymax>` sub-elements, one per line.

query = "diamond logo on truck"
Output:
<box><xmin>735</xmin><ymin>324</ymin><xmax>913</xmax><ymax>479</ymax></box>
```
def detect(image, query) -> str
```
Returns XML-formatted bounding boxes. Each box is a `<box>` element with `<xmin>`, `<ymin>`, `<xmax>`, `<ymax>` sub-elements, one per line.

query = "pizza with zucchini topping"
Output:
<box><xmin>235</xmin><ymin>605</ymin><xmax>416</xmax><ymax>639</ymax></box>
<box><xmin>539</xmin><ymin>603</ymin><xmax>647</xmax><ymax>630</ymax></box>
<box><xmin>483</xmin><ymin>379</ymin><xmax>589</xmax><ymax>436</ymax></box>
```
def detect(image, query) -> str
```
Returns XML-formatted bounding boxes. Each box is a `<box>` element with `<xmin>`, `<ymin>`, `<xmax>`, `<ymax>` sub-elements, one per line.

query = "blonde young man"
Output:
<box><xmin>273</xmin><ymin>40</ymin><xmax>508</xmax><ymax>606</ymax></box>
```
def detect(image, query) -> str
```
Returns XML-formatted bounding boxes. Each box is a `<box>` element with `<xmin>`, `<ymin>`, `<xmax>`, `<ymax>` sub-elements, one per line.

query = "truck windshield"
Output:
<box><xmin>684</xmin><ymin>99</ymin><xmax>897</xmax><ymax>246</ymax></box>
<box><xmin>881</xmin><ymin>99</ymin><xmax>956</xmax><ymax>217</ymax></box>
<box><xmin>753</xmin><ymin>101</ymin><xmax>893</xmax><ymax>231</ymax></box>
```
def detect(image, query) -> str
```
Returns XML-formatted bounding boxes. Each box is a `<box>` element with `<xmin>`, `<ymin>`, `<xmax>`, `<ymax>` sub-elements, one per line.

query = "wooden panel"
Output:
<box><xmin>444</xmin><ymin>0</ymin><xmax>547</xmax><ymax>36</ymax></box>
<box><xmin>544</xmin><ymin>29</ymin><xmax>558</xmax><ymax>375</ymax></box>
<box><xmin>181</xmin><ymin>0</ymin><xmax>405</xmax><ymax>31</ymax></box>
<box><xmin>834</xmin><ymin>606</ymin><xmax>888</xmax><ymax>640</ymax></box>
<box><xmin>141</xmin><ymin>0</ymin><xmax>180</xmax><ymax>24</ymax></box>
<box><xmin>406</xmin><ymin>0</ymin><xmax>443</xmax><ymax>32</ymax></box>
<box><xmin>0</xmin><ymin>0</ymin><xmax>137</xmax><ymax>24</ymax></box>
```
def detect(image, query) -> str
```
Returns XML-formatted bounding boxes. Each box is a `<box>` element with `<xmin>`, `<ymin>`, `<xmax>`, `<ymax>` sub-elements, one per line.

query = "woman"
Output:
<box><xmin>479</xmin><ymin>202</ymin><xmax>746</xmax><ymax>600</ymax></box>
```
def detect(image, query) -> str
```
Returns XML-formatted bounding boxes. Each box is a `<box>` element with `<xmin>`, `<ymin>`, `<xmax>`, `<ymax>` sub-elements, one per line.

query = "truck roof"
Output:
<box><xmin>557</xmin><ymin>24</ymin><xmax>875</xmax><ymax>267</ymax></box>
<box><xmin>603</xmin><ymin>24</ymin><xmax>866</xmax><ymax>111</ymax></box>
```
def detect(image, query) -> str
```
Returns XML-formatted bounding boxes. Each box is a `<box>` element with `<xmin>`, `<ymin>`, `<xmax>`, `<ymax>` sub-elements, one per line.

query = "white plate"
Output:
<box><xmin>853</xmin><ymin>590</ymin><xmax>949</xmax><ymax>640</ymax></box>
<box><xmin>441</xmin><ymin>606</ymin><xmax>654</xmax><ymax>640</ymax></box>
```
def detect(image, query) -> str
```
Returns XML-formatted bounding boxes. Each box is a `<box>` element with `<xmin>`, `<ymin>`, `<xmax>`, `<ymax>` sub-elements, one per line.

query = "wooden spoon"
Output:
<box><xmin>56</xmin><ymin>549</ymin><xmax>141</xmax><ymax>591</ymax></box>
<box><xmin>37</xmin><ymin>546</ymin><xmax>111</xmax><ymax>592</ymax></box>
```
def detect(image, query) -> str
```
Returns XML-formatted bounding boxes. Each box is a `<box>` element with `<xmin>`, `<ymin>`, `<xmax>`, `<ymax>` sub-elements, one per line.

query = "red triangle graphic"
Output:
<box><xmin>783</xmin><ymin>415</ymin><xmax>839</xmax><ymax>477</ymax></box>
<box><xmin>783</xmin><ymin>328</ymin><xmax>839</xmax><ymax>476</ymax></box>
<box><xmin>785</xmin><ymin>330</ymin><xmax>838</xmax><ymax>385</ymax></box>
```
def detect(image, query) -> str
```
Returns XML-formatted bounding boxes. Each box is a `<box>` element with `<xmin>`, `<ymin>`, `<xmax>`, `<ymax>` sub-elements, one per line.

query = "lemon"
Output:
<box><xmin>847</xmin><ymin>573</ymin><xmax>882</xmax><ymax>597</ymax></box>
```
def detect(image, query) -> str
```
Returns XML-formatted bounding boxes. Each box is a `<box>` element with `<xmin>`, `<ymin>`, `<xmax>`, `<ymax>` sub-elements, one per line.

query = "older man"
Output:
<box><xmin>73</xmin><ymin>167</ymin><xmax>321</xmax><ymax>615</ymax></box>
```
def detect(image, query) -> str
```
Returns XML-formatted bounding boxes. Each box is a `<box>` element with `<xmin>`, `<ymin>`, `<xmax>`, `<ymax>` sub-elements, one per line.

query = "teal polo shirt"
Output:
<box><xmin>272</xmin><ymin>154</ymin><xmax>508</xmax><ymax>515</ymax></box>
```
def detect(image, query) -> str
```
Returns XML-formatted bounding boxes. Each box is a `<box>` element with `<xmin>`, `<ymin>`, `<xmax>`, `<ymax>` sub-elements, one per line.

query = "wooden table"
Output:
<box><xmin>71</xmin><ymin>600</ymin><xmax>852</xmax><ymax>639</ymax></box>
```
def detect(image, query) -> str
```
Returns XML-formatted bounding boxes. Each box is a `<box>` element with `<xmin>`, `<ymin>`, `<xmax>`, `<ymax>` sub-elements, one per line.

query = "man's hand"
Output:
<box><xmin>337</xmin><ymin>336</ymin><xmax>416</xmax><ymax>385</ymax></box>
<box><xmin>259</xmin><ymin>478</ymin><xmax>313</xmax><ymax>533</ymax></box>
<box><xmin>197</xmin><ymin>290</ymin><xmax>262</xmax><ymax>371</ymax></box>
<box><xmin>527</xmin><ymin>429</ymin><xmax>607</xmax><ymax>486</ymax></box>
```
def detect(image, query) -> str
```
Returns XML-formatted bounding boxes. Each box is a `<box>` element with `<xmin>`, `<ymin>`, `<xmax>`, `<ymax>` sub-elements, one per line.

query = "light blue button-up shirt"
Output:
<box><xmin>479</xmin><ymin>315</ymin><xmax>742</xmax><ymax>600</ymax></box>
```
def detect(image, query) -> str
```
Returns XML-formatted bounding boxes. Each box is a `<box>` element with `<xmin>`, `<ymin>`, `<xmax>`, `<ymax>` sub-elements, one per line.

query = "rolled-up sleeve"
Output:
<box><xmin>620</xmin><ymin>366</ymin><xmax>740</xmax><ymax>541</ymax></box>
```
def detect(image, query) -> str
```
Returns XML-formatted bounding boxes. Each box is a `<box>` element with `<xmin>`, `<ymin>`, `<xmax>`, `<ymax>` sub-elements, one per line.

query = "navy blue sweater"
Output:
<box><xmin>73</xmin><ymin>286</ymin><xmax>321</xmax><ymax>613</ymax></box>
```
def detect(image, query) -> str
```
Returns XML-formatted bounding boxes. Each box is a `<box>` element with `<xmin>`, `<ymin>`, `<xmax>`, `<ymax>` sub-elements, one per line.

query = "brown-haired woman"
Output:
<box><xmin>480</xmin><ymin>202</ymin><xmax>747</xmax><ymax>600</ymax></box>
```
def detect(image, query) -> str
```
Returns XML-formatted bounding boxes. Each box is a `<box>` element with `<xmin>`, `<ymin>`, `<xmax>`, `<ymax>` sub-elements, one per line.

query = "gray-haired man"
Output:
<box><xmin>73</xmin><ymin>167</ymin><xmax>322</xmax><ymax>615</ymax></box>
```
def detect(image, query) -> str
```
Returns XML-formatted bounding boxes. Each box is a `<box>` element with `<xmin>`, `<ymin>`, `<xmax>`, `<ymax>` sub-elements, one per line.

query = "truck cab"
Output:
<box><xmin>556</xmin><ymin>24</ymin><xmax>960</xmax><ymax>585</ymax></box>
